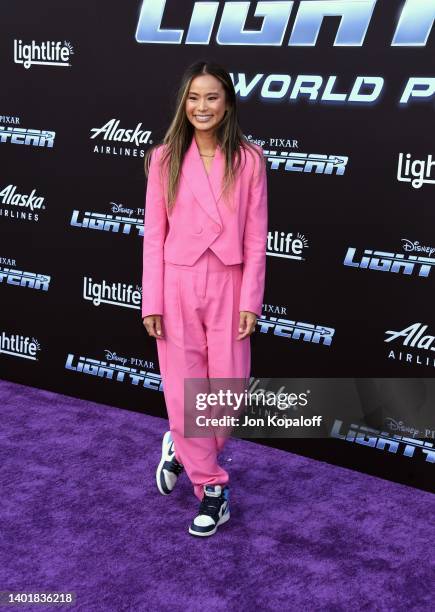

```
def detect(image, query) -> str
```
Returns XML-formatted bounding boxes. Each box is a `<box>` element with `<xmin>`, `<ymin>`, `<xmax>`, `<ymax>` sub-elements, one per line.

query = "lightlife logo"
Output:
<box><xmin>330</xmin><ymin>420</ymin><xmax>435</xmax><ymax>464</ymax></box>
<box><xmin>343</xmin><ymin>242</ymin><xmax>435</xmax><ymax>278</ymax></box>
<box><xmin>83</xmin><ymin>277</ymin><xmax>142</xmax><ymax>310</ymax></box>
<box><xmin>0</xmin><ymin>332</ymin><xmax>41</xmax><ymax>361</ymax></box>
<box><xmin>90</xmin><ymin>119</ymin><xmax>153</xmax><ymax>157</ymax></box>
<box><xmin>0</xmin><ymin>184</ymin><xmax>46</xmax><ymax>221</ymax></box>
<box><xmin>65</xmin><ymin>351</ymin><xmax>160</xmax><ymax>390</ymax></box>
<box><xmin>385</xmin><ymin>323</ymin><xmax>435</xmax><ymax>369</ymax></box>
<box><xmin>267</xmin><ymin>231</ymin><xmax>309</xmax><ymax>261</ymax></box>
<box><xmin>0</xmin><ymin>259</ymin><xmax>51</xmax><ymax>292</ymax></box>
<box><xmin>70</xmin><ymin>202</ymin><xmax>145</xmax><ymax>237</ymax></box>
<box><xmin>397</xmin><ymin>153</ymin><xmax>435</xmax><ymax>189</ymax></box>
<box><xmin>13</xmin><ymin>40</ymin><xmax>74</xmax><ymax>69</ymax></box>
<box><xmin>257</xmin><ymin>312</ymin><xmax>335</xmax><ymax>347</ymax></box>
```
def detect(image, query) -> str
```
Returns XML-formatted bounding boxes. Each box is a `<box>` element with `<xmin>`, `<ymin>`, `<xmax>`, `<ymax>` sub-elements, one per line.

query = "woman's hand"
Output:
<box><xmin>143</xmin><ymin>315</ymin><xmax>164</xmax><ymax>339</ymax></box>
<box><xmin>237</xmin><ymin>311</ymin><xmax>257</xmax><ymax>340</ymax></box>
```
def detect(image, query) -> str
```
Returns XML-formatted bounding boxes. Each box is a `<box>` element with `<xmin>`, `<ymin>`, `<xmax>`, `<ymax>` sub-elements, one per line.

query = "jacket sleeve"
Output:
<box><xmin>141</xmin><ymin>146</ymin><xmax>167</xmax><ymax>318</ymax></box>
<box><xmin>239</xmin><ymin>145</ymin><xmax>268</xmax><ymax>318</ymax></box>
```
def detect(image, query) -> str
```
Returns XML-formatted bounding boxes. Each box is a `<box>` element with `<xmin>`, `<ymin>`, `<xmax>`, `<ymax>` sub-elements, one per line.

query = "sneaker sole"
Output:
<box><xmin>156</xmin><ymin>431</ymin><xmax>174</xmax><ymax>496</ymax></box>
<box><xmin>188</xmin><ymin>509</ymin><xmax>230</xmax><ymax>537</ymax></box>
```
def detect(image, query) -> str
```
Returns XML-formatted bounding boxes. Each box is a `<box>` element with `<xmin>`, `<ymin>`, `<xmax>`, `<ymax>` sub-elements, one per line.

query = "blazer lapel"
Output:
<box><xmin>181</xmin><ymin>136</ymin><xmax>224</xmax><ymax>226</ymax></box>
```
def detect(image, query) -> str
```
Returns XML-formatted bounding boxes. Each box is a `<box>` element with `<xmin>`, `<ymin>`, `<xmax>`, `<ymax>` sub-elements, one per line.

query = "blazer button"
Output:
<box><xmin>212</xmin><ymin>223</ymin><xmax>221</xmax><ymax>233</ymax></box>
<box><xmin>194</xmin><ymin>226</ymin><xmax>203</xmax><ymax>234</ymax></box>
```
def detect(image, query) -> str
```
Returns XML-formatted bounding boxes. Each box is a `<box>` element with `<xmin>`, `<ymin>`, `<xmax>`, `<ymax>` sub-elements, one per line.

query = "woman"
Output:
<box><xmin>141</xmin><ymin>60</ymin><xmax>268</xmax><ymax>537</ymax></box>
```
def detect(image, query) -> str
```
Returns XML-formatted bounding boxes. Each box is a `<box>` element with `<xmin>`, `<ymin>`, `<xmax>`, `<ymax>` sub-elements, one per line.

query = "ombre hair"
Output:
<box><xmin>143</xmin><ymin>59</ymin><xmax>263</xmax><ymax>214</ymax></box>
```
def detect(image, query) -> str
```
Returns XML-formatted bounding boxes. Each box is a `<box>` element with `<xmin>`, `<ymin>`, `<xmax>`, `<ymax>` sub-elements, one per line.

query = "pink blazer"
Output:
<box><xmin>141</xmin><ymin>136</ymin><xmax>268</xmax><ymax>319</ymax></box>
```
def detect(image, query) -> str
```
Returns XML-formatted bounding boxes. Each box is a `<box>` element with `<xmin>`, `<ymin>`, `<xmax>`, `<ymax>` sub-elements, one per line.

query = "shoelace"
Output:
<box><xmin>167</xmin><ymin>458</ymin><xmax>184</xmax><ymax>476</ymax></box>
<box><xmin>197</xmin><ymin>493</ymin><xmax>225</xmax><ymax>519</ymax></box>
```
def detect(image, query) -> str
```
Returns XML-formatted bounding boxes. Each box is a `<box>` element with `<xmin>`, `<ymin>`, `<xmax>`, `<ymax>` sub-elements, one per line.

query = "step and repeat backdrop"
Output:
<box><xmin>1</xmin><ymin>1</ymin><xmax>434</xmax><ymax>492</ymax></box>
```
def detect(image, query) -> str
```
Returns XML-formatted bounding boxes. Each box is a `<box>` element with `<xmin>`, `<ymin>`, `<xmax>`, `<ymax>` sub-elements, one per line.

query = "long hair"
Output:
<box><xmin>143</xmin><ymin>60</ymin><xmax>263</xmax><ymax>214</ymax></box>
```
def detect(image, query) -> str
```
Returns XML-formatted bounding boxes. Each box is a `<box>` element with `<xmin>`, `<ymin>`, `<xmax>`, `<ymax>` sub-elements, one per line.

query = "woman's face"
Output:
<box><xmin>185</xmin><ymin>74</ymin><xmax>229</xmax><ymax>135</ymax></box>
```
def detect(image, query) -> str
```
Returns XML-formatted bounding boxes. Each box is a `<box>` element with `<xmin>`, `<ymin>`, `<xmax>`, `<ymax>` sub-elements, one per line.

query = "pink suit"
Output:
<box><xmin>141</xmin><ymin>136</ymin><xmax>268</xmax><ymax>500</ymax></box>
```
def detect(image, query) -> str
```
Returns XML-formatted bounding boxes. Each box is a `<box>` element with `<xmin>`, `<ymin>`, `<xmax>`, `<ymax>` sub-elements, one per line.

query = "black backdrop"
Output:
<box><xmin>1</xmin><ymin>1</ymin><xmax>434</xmax><ymax>493</ymax></box>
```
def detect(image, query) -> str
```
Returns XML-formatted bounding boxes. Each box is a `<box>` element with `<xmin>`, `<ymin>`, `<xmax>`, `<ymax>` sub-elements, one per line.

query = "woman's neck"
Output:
<box><xmin>194</xmin><ymin>130</ymin><xmax>217</xmax><ymax>153</ymax></box>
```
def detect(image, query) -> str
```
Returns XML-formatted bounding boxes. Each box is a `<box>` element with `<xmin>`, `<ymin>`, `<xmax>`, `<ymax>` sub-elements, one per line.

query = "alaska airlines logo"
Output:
<box><xmin>0</xmin><ymin>185</ymin><xmax>46</xmax><ymax>212</ymax></box>
<box><xmin>385</xmin><ymin>322</ymin><xmax>435</xmax><ymax>369</ymax></box>
<box><xmin>385</xmin><ymin>323</ymin><xmax>435</xmax><ymax>352</ymax></box>
<box><xmin>90</xmin><ymin>119</ymin><xmax>153</xmax><ymax>157</ymax></box>
<box><xmin>136</xmin><ymin>0</ymin><xmax>435</xmax><ymax>47</ymax></box>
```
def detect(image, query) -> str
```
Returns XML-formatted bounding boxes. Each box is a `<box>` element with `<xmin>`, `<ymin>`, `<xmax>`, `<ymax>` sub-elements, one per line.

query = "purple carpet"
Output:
<box><xmin>1</xmin><ymin>378</ymin><xmax>434</xmax><ymax>611</ymax></box>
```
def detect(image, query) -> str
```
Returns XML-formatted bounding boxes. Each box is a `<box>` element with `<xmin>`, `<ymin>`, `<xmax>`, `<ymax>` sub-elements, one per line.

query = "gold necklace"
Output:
<box><xmin>199</xmin><ymin>153</ymin><xmax>215</xmax><ymax>157</ymax></box>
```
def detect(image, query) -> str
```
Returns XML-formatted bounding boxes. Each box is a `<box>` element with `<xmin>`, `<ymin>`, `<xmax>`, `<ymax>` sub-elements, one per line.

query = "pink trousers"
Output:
<box><xmin>156</xmin><ymin>248</ymin><xmax>251</xmax><ymax>500</ymax></box>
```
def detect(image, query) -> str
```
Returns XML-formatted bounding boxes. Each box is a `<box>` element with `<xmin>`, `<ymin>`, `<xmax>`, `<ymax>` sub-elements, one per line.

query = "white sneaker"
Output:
<box><xmin>188</xmin><ymin>484</ymin><xmax>230</xmax><ymax>537</ymax></box>
<box><xmin>156</xmin><ymin>431</ymin><xmax>184</xmax><ymax>495</ymax></box>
